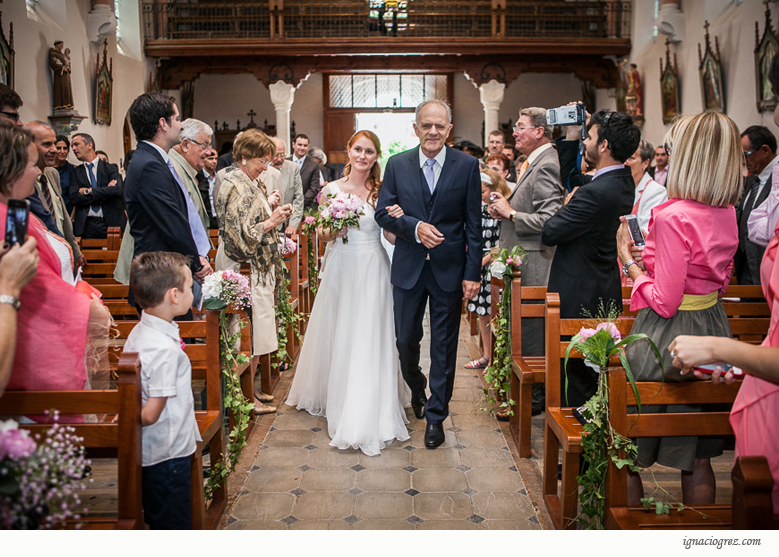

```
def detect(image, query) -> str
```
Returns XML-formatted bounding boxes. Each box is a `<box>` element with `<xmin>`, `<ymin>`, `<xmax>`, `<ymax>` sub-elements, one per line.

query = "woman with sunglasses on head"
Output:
<box><xmin>617</xmin><ymin>111</ymin><xmax>742</xmax><ymax>506</ymax></box>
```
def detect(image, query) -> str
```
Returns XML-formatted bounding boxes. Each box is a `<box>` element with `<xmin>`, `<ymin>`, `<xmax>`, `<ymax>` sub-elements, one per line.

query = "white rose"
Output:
<box><xmin>0</xmin><ymin>419</ymin><xmax>19</xmax><ymax>433</ymax></box>
<box><xmin>202</xmin><ymin>273</ymin><xmax>223</xmax><ymax>300</ymax></box>
<box><xmin>490</xmin><ymin>261</ymin><xmax>507</xmax><ymax>278</ymax></box>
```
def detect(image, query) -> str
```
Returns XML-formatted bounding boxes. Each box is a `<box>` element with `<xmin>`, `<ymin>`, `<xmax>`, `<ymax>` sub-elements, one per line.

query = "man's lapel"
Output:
<box><xmin>405</xmin><ymin>148</ymin><xmax>427</xmax><ymax>216</ymax></box>
<box><xmin>508</xmin><ymin>151</ymin><xmax>544</xmax><ymax>201</ymax></box>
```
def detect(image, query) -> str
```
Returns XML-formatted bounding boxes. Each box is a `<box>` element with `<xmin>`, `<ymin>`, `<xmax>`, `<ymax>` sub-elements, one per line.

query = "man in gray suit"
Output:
<box><xmin>270</xmin><ymin>137</ymin><xmax>304</xmax><ymax>236</ymax></box>
<box><xmin>488</xmin><ymin>107</ymin><xmax>564</xmax><ymax>416</ymax></box>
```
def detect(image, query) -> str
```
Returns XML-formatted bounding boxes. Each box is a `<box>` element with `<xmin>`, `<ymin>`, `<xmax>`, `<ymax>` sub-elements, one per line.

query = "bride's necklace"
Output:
<box><xmin>338</xmin><ymin>177</ymin><xmax>370</xmax><ymax>202</ymax></box>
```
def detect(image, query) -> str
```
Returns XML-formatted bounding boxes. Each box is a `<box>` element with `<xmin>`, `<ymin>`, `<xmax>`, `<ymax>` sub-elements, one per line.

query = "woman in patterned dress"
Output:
<box><xmin>465</xmin><ymin>168</ymin><xmax>512</xmax><ymax>369</ymax></box>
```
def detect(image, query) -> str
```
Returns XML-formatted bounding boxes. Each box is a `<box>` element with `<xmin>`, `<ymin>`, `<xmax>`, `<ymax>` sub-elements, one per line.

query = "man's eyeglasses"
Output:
<box><xmin>1</xmin><ymin>110</ymin><xmax>21</xmax><ymax>122</ymax></box>
<box><xmin>513</xmin><ymin>125</ymin><xmax>541</xmax><ymax>132</ymax></box>
<box><xmin>188</xmin><ymin>139</ymin><xmax>212</xmax><ymax>150</ymax></box>
<box><xmin>743</xmin><ymin>149</ymin><xmax>756</xmax><ymax>157</ymax></box>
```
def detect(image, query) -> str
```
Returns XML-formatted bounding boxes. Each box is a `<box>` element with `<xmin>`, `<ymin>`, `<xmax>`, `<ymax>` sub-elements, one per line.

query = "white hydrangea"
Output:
<box><xmin>202</xmin><ymin>271</ymin><xmax>224</xmax><ymax>300</ymax></box>
<box><xmin>490</xmin><ymin>261</ymin><xmax>506</xmax><ymax>278</ymax></box>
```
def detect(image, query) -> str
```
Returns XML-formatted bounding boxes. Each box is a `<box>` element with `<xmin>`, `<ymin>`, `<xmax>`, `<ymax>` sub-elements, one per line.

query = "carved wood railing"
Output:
<box><xmin>142</xmin><ymin>1</ymin><xmax>631</xmax><ymax>41</ymax></box>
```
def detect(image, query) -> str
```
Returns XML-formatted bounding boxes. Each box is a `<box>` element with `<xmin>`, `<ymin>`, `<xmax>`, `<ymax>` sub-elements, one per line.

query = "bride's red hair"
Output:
<box><xmin>342</xmin><ymin>130</ymin><xmax>382</xmax><ymax>207</ymax></box>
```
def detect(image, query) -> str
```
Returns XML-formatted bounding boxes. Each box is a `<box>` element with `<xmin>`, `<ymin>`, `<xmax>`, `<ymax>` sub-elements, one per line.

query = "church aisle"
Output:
<box><xmin>221</xmin><ymin>313</ymin><xmax>544</xmax><ymax>530</ymax></box>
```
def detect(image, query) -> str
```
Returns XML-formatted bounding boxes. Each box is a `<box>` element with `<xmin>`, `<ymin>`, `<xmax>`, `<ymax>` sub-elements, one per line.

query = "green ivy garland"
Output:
<box><xmin>274</xmin><ymin>268</ymin><xmax>303</xmax><ymax>369</ymax></box>
<box><xmin>204</xmin><ymin>310</ymin><xmax>253</xmax><ymax>501</ymax></box>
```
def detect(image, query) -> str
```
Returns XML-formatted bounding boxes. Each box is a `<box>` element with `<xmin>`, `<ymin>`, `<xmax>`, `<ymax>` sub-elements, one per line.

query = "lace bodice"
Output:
<box><xmin>324</xmin><ymin>182</ymin><xmax>381</xmax><ymax>249</ymax></box>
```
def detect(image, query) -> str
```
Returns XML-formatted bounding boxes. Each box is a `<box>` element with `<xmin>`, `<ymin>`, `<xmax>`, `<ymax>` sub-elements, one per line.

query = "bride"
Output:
<box><xmin>286</xmin><ymin>130</ymin><xmax>410</xmax><ymax>456</ymax></box>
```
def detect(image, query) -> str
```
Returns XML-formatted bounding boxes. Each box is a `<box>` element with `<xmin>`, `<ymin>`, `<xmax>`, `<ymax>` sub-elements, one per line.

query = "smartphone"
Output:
<box><xmin>693</xmin><ymin>363</ymin><xmax>744</xmax><ymax>377</ymax></box>
<box><xmin>4</xmin><ymin>198</ymin><xmax>30</xmax><ymax>245</ymax></box>
<box><xmin>624</xmin><ymin>214</ymin><xmax>645</xmax><ymax>247</ymax></box>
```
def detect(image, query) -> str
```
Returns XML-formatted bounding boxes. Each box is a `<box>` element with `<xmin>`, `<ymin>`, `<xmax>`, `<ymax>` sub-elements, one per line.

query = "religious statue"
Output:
<box><xmin>626</xmin><ymin>64</ymin><xmax>643</xmax><ymax>118</ymax></box>
<box><xmin>49</xmin><ymin>40</ymin><xmax>74</xmax><ymax>111</ymax></box>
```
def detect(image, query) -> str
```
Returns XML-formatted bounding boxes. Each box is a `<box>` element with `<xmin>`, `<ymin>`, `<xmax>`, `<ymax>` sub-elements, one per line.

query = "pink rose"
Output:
<box><xmin>578</xmin><ymin>328</ymin><xmax>597</xmax><ymax>340</ymax></box>
<box><xmin>596</xmin><ymin>321</ymin><xmax>621</xmax><ymax>341</ymax></box>
<box><xmin>304</xmin><ymin>216</ymin><xmax>315</xmax><ymax>224</ymax></box>
<box><xmin>506</xmin><ymin>258</ymin><xmax>513</xmax><ymax>265</ymax></box>
<box><xmin>0</xmin><ymin>428</ymin><xmax>37</xmax><ymax>461</ymax></box>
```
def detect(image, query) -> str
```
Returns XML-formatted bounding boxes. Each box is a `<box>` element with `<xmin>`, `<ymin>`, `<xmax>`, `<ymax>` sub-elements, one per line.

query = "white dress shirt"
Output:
<box><xmin>124</xmin><ymin>311</ymin><xmax>201</xmax><ymax>467</ymax></box>
<box><xmin>83</xmin><ymin>156</ymin><xmax>104</xmax><ymax>218</ymax></box>
<box><xmin>748</xmin><ymin>161</ymin><xmax>779</xmax><ymax>247</ymax></box>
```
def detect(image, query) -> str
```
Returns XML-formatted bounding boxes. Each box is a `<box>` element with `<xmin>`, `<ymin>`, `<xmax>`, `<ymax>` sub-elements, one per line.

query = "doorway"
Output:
<box><xmin>355</xmin><ymin>112</ymin><xmax>417</xmax><ymax>175</ymax></box>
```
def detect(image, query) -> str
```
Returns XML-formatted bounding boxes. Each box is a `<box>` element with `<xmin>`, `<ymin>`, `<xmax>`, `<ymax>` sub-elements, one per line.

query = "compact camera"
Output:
<box><xmin>545</xmin><ymin>104</ymin><xmax>586</xmax><ymax>126</ymax></box>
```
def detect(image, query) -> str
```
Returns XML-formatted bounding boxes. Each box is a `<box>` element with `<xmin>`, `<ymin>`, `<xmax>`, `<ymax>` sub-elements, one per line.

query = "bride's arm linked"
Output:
<box><xmin>382</xmin><ymin>204</ymin><xmax>404</xmax><ymax>245</ymax></box>
<box><xmin>374</xmin><ymin>160</ymin><xmax>420</xmax><ymax>243</ymax></box>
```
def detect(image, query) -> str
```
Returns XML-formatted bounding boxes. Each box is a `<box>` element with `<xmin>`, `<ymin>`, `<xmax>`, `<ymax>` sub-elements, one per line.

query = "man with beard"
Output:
<box><xmin>541</xmin><ymin>110</ymin><xmax>639</xmax><ymax>407</ymax></box>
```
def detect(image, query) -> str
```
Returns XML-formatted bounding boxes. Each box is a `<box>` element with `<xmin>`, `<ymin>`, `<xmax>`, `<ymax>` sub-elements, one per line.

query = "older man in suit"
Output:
<box><xmin>375</xmin><ymin>100</ymin><xmax>482</xmax><ymax>449</ymax></box>
<box><xmin>124</xmin><ymin>93</ymin><xmax>212</xmax><ymax>309</ymax></box>
<box><xmin>169</xmin><ymin>118</ymin><xmax>214</xmax><ymax>235</ymax></box>
<box><xmin>542</xmin><ymin>110</ymin><xmax>640</xmax><ymax>407</ymax></box>
<box><xmin>70</xmin><ymin>133</ymin><xmax>126</xmax><ymax>239</ymax></box>
<box><xmin>735</xmin><ymin>126</ymin><xmax>779</xmax><ymax>285</ymax></box>
<box><xmin>270</xmin><ymin>137</ymin><xmax>304</xmax><ymax>236</ymax></box>
<box><xmin>488</xmin><ymin>107</ymin><xmax>564</xmax><ymax>416</ymax></box>
<box><xmin>289</xmin><ymin>133</ymin><xmax>321</xmax><ymax>210</ymax></box>
<box><xmin>27</xmin><ymin>120</ymin><xmax>84</xmax><ymax>269</ymax></box>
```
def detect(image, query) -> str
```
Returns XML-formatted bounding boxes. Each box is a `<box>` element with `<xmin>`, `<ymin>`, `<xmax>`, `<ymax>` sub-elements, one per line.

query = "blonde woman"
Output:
<box><xmin>617</xmin><ymin>111</ymin><xmax>743</xmax><ymax>505</ymax></box>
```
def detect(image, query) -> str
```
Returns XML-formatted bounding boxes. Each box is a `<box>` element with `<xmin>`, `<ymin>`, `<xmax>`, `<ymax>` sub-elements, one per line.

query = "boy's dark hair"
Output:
<box><xmin>741</xmin><ymin>125</ymin><xmax>777</xmax><ymax>155</ymax></box>
<box><xmin>128</xmin><ymin>93</ymin><xmax>176</xmax><ymax>142</ymax></box>
<box><xmin>0</xmin><ymin>83</ymin><xmax>22</xmax><ymax>110</ymax></box>
<box><xmin>130</xmin><ymin>251</ymin><xmax>190</xmax><ymax>309</ymax></box>
<box><xmin>589</xmin><ymin>110</ymin><xmax>641</xmax><ymax>164</ymax></box>
<box><xmin>55</xmin><ymin>134</ymin><xmax>70</xmax><ymax>148</ymax></box>
<box><xmin>293</xmin><ymin>133</ymin><xmax>309</xmax><ymax>143</ymax></box>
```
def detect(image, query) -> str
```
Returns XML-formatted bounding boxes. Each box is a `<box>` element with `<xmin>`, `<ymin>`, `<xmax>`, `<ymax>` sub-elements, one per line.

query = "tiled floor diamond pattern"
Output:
<box><xmin>224</xmin><ymin>314</ymin><xmax>542</xmax><ymax>530</ymax></box>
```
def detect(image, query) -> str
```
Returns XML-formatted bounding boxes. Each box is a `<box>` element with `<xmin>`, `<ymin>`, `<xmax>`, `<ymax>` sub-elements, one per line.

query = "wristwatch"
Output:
<box><xmin>509</xmin><ymin>210</ymin><xmax>517</xmax><ymax>222</ymax></box>
<box><xmin>0</xmin><ymin>294</ymin><xmax>20</xmax><ymax>311</ymax></box>
<box><xmin>622</xmin><ymin>258</ymin><xmax>637</xmax><ymax>277</ymax></box>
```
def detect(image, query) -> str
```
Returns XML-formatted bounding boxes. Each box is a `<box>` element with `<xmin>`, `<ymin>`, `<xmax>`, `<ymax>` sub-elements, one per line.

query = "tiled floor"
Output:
<box><xmin>223</xmin><ymin>313</ymin><xmax>543</xmax><ymax>530</ymax></box>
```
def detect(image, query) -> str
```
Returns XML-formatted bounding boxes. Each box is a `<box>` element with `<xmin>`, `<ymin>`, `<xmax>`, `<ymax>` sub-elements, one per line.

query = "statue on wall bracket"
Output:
<box><xmin>755</xmin><ymin>4</ymin><xmax>778</xmax><ymax>113</ymax></box>
<box><xmin>0</xmin><ymin>11</ymin><xmax>14</xmax><ymax>88</ymax></box>
<box><xmin>660</xmin><ymin>39</ymin><xmax>680</xmax><ymax>126</ymax></box>
<box><xmin>94</xmin><ymin>39</ymin><xmax>113</xmax><ymax>126</ymax></box>
<box><xmin>615</xmin><ymin>57</ymin><xmax>643</xmax><ymax>126</ymax></box>
<box><xmin>48</xmin><ymin>40</ymin><xmax>86</xmax><ymax>136</ymax></box>
<box><xmin>698</xmin><ymin>21</ymin><xmax>725</xmax><ymax>113</ymax></box>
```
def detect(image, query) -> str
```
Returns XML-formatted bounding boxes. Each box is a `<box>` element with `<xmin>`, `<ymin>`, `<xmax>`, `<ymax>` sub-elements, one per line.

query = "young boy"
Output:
<box><xmin>124</xmin><ymin>251</ymin><xmax>201</xmax><ymax>530</ymax></box>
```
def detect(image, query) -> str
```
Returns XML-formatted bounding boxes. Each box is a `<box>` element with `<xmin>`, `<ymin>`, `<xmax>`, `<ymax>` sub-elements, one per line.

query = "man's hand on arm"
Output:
<box><xmin>417</xmin><ymin>222</ymin><xmax>445</xmax><ymax>249</ymax></box>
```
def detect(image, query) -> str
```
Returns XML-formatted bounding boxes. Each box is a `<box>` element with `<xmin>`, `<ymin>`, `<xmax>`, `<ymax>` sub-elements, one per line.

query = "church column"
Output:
<box><xmin>269</xmin><ymin>81</ymin><xmax>296</xmax><ymax>149</ymax></box>
<box><xmin>479</xmin><ymin>79</ymin><xmax>505</xmax><ymax>146</ymax></box>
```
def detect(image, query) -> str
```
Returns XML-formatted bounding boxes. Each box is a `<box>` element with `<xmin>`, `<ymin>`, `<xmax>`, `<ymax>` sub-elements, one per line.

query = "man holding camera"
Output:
<box><xmin>488</xmin><ymin>107</ymin><xmax>564</xmax><ymax>417</ymax></box>
<box><xmin>541</xmin><ymin>109</ymin><xmax>640</xmax><ymax>407</ymax></box>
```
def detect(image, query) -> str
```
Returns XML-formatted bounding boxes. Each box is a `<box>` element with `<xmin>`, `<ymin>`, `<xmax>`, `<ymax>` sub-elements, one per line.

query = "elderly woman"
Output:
<box><xmin>623</xmin><ymin>139</ymin><xmax>668</xmax><ymax>232</ymax></box>
<box><xmin>617</xmin><ymin>112</ymin><xmax>742</xmax><ymax>506</ymax></box>
<box><xmin>216</xmin><ymin>129</ymin><xmax>292</xmax><ymax>414</ymax></box>
<box><xmin>0</xmin><ymin>122</ymin><xmax>98</xmax><ymax>399</ymax></box>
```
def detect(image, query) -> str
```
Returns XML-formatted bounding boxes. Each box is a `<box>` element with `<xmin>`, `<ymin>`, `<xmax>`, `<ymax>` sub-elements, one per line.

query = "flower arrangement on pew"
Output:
<box><xmin>301</xmin><ymin>213</ymin><xmax>319</xmax><ymax>296</ymax></box>
<box><xmin>0</xmin><ymin>413</ymin><xmax>90</xmax><ymax>529</ymax></box>
<box><xmin>201</xmin><ymin>270</ymin><xmax>253</xmax><ymax>501</ymax></box>
<box><xmin>564</xmin><ymin>303</ymin><xmax>670</xmax><ymax>529</ymax></box>
<box><xmin>318</xmin><ymin>191</ymin><xmax>365</xmax><ymax>244</ymax></box>
<box><xmin>480</xmin><ymin>245</ymin><xmax>526</xmax><ymax>415</ymax></box>
<box><xmin>274</xmin><ymin>234</ymin><xmax>303</xmax><ymax>371</ymax></box>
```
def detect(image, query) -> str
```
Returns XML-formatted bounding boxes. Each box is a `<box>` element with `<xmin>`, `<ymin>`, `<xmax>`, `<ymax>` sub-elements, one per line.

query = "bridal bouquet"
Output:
<box><xmin>0</xmin><ymin>414</ymin><xmax>90</xmax><ymax>529</ymax></box>
<box><xmin>318</xmin><ymin>191</ymin><xmax>365</xmax><ymax>244</ymax></box>
<box><xmin>278</xmin><ymin>234</ymin><xmax>297</xmax><ymax>256</ymax></box>
<box><xmin>202</xmin><ymin>270</ymin><xmax>252</xmax><ymax>311</ymax></box>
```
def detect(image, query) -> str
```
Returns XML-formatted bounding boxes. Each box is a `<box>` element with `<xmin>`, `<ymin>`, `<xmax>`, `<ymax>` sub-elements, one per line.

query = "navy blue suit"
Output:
<box><xmin>375</xmin><ymin>146</ymin><xmax>482</xmax><ymax>424</ymax></box>
<box><xmin>124</xmin><ymin>141</ymin><xmax>202</xmax><ymax>307</ymax></box>
<box><xmin>70</xmin><ymin>160</ymin><xmax>127</xmax><ymax>237</ymax></box>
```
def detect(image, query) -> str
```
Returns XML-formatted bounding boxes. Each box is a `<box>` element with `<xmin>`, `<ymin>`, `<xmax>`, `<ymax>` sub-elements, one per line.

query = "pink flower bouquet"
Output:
<box><xmin>318</xmin><ymin>191</ymin><xmax>365</xmax><ymax>244</ymax></box>
<box><xmin>278</xmin><ymin>234</ymin><xmax>297</xmax><ymax>256</ymax></box>
<box><xmin>202</xmin><ymin>270</ymin><xmax>252</xmax><ymax>311</ymax></box>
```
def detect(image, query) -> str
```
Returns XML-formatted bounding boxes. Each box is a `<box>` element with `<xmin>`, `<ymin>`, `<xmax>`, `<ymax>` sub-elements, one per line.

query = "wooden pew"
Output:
<box><xmin>731</xmin><ymin>456</ymin><xmax>779</xmax><ymax>530</ymax></box>
<box><xmin>0</xmin><ymin>353</ymin><xmax>143</xmax><ymax>529</ymax></box>
<box><xmin>77</xmin><ymin>226</ymin><xmax>122</xmax><ymax>250</ymax></box>
<box><xmin>543</xmin><ymin>285</ymin><xmax>770</xmax><ymax>530</ymax></box>
<box><xmin>493</xmin><ymin>277</ymin><xmax>546</xmax><ymax>458</ymax></box>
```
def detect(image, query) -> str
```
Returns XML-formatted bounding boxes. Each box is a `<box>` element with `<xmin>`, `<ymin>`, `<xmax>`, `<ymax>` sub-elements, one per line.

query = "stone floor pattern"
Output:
<box><xmin>223</xmin><ymin>315</ymin><xmax>543</xmax><ymax>530</ymax></box>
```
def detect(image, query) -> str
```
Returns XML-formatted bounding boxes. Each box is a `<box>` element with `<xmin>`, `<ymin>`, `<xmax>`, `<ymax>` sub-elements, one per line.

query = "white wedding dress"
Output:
<box><xmin>286</xmin><ymin>183</ymin><xmax>410</xmax><ymax>456</ymax></box>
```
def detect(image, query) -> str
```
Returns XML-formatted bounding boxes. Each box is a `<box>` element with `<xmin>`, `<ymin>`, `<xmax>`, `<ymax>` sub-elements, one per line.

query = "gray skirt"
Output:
<box><xmin>624</xmin><ymin>302</ymin><xmax>731</xmax><ymax>472</ymax></box>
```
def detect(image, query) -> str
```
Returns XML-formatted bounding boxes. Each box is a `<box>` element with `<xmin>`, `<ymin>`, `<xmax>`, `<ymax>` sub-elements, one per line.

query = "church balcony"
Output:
<box><xmin>142</xmin><ymin>0</ymin><xmax>632</xmax><ymax>58</ymax></box>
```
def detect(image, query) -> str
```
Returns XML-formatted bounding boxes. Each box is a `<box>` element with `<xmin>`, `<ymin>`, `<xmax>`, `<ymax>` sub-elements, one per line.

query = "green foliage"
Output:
<box><xmin>204</xmin><ymin>311</ymin><xmax>254</xmax><ymax>502</ymax></box>
<box><xmin>274</xmin><ymin>269</ymin><xmax>303</xmax><ymax>369</ymax></box>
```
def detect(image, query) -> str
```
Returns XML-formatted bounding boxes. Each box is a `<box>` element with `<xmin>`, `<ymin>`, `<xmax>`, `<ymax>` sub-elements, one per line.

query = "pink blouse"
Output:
<box><xmin>630</xmin><ymin>198</ymin><xmax>738</xmax><ymax>318</ymax></box>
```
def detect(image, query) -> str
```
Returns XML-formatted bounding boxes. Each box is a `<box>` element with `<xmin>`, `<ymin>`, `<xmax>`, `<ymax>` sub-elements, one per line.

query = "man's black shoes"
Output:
<box><xmin>411</xmin><ymin>373</ymin><xmax>427</xmax><ymax>419</ymax></box>
<box><xmin>424</xmin><ymin>422</ymin><xmax>445</xmax><ymax>449</ymax></box>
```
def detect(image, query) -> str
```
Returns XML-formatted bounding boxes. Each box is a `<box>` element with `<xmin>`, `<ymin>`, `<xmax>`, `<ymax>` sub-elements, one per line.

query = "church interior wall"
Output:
<box><xmin>499</xmin><ymin>72</ymin><xmax>590</xmax><ymax>132</ymax></box>
<box><xmin>628</xmin><ymin>0</ymin><xmax>779</xmax><ymax>148</ymax></box>
<box><xmin>452</xmin><ymin>72</ymin><xmax>482</xmax><ymax>143</ymax></box>
<box><xmin>8</xmin><ymin>0</ymin><xmax>147</xmax><ymax>166</ymax></box>
<box><xmin>291</xmin><ymin>72</ymin><xmax>324</xmax><ymax>149</ymax></box>
<box><xmin>192</xmin><ymin>73</ymin><xmax>275</xmax><ymax>140</ymax></box>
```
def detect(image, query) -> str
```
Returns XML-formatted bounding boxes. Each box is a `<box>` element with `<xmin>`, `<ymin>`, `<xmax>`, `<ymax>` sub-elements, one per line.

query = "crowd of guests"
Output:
<box><xmin>3</xmin><ymin>52</ymin><xmax>779</xmax><ymax>526</ymax></box>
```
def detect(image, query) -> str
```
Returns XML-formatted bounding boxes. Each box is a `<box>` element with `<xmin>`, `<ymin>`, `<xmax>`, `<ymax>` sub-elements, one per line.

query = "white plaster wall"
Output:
<box><xmin>628</xmin><ymin>0</ymin><xmax>779</xmax><ymax>147</ymax></box>
<box><xmin>291</xmin><ymin>72</ymin><xmax>324</xmax><ymax>148</ymax></box>
<box><xmin>192</xmin><ymin>73</ymin><xmax>274</xmax><ymax>133</ymax></box>
<box><xmin>8</xmin><ymin>0</ymin><xmax>147</xmax><ymax>164</ymax></box>
<box><xmin>453</xmin><ymin>72</ymin><xmax>482</xmax><ymax>143</ymax></box>
<box><xmin>499</xmin><ymin>72</ymin><xmax>586</xmax><ymax>127</ymax></box>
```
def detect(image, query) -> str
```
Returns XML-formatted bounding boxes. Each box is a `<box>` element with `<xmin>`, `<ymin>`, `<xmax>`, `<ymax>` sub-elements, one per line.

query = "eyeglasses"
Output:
<box><xmin>743</xmin><ymin>149</ymin><xmax>756</xmax><ymax>157</ymax></box>
<box><xmin>259</xmin><ymin>158</ymin><xmax>271</xmax><ymax>166</ymax></box>
<box><xmin>1</xmin><ymin>110</ymin><xmax>21</xmax><ymax>122</ymax></box>
<box><xmin>663</xmin><ymin>142</ymin><xmax>672</xmax><ymax>157</ymax></box>
<box><xmin>188</xmin><ymin>139</ymin><xmax>212</xmax><ymax>150</ymax></box>
<box><xmin>602</xmin><ymin>111</ymin><xmax>614</xmax><ymax>128</ymax></box>
<box><xmin>513</xmin><ymin>125</ymin><xmax>541</xmax><ymax>132</ymax></box>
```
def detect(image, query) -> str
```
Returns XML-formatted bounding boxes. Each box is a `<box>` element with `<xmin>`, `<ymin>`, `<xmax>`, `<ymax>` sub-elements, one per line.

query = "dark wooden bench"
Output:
<box><xmin>0</xmin><ymin>353</ymin><xmax>143</xmax><ymax>529</ymax></box>
<box><xmin>543</xmin><ymin>285</ymin><xmax>770</xmax><ymax>530</ymax></box>
<box><xmin>76</xmin><ymin>226</ymin><xmax>122</xmax><ymax>250</ymax></box>
<box><xmin>731</xmin><ymin>456</ymin><xmax>779</xmax><ymax>530</ymax></box>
